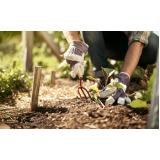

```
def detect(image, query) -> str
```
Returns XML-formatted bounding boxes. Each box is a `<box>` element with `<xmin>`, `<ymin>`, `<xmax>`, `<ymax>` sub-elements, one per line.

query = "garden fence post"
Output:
<box><xmin>50</xmin><ymin>71</ymin><xmax>56</xmax><ymax>87</ymax></box>
<box><xmin>147</xmin><ymin>52</ymin><xmax>159</xmax><ymax>129</ymax></box>
<box><xmin>31</xmin><ymin>66</ymin><xmax>42</xmax><ymax>111</ymax></box>
<box><xmin>22</xmin><ymin>31</ymin><xmax>33</xmax><ymax>72</ymax></box>
<box><xmin>13</xmin><ymin>61</ymin><xmax>16</xmax><ymax>68</ymax></box>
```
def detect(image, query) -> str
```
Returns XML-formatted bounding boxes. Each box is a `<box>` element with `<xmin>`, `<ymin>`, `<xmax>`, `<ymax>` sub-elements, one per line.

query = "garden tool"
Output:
<box><xmin>77</xmin><ymin>67</ymin><xmax>91</xmax><ymax>100</ymax></box>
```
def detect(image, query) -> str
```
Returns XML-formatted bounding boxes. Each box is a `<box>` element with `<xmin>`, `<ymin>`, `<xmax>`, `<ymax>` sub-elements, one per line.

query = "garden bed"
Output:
<box><xmin>0</xmin><ymin>78</ymin><xmax>149</xmax><ymax>129</ymax></box>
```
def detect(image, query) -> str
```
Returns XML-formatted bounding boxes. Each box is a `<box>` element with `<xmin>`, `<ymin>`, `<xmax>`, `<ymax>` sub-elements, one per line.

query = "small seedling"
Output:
<box><xmin>87</xmin><ymin>67</ymin><xmax>124</xmax><ymax>103</ymax></box>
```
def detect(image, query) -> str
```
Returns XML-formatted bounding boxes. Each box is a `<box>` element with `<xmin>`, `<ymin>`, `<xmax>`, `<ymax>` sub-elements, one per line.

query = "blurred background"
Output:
<box><xmin>0</xmin><ymin>31</ymin><xmax>159</xmax><ymax>81</ymax></box>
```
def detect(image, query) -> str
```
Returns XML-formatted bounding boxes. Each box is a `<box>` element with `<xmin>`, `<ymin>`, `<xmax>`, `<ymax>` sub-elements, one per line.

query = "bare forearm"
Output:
<box><xmin>121</xmin><ymin>42</ymin><xmax>144</xmax><ymax>77</ymax></box>
<box><xmin>63</xmin><ymin>31</ymin><xmax>81</xmax><ymax>43</ymax></box>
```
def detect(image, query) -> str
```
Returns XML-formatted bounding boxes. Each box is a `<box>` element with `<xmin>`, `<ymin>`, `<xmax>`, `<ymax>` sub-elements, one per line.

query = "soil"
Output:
<box><xmin>0</xmin><ymin>76</ymin><xmax>149</xmax><ymax>129</ymax></box>
<box><xmin>6</xmin><ymin>99</ymin><xmax>148</xmax><ymax>129</ymax></box>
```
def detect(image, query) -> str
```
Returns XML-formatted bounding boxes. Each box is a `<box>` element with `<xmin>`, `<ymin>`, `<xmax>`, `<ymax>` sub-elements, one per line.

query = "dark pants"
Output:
<box><xmin>81</xmin><ymin>31</ymin><xmax>159</xmax><ymax>78</ymax></box>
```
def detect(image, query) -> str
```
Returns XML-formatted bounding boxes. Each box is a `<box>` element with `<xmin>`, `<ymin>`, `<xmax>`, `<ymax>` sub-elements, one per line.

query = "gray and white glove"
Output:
<box><xmin>64</xmin><ymin>41</ymin><xmax>89</xmax><ymax>78</ymax></box>
<box><xmin>99</xmin><ymin>72</ymin><xmax>131</xmax><ymax>105</ymax></box>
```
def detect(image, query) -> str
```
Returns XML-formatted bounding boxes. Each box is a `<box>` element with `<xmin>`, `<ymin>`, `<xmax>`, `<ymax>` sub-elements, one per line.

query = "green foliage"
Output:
<box><xmin>108</xmin><ymin>59</ymin><xmax>123</xmax><ymax>72</ymax></box>
<box><xmin>0</xmin><ymin>31</ymin><xmax>21</xmax><ymax>43</ymax></box>
<box><xmin>86</xmin><ymin>76</ymin><xmax>99</xmax><ymax>82</ymax></box>
<box><xmin>87</xmin><ymin>67</ymin><xmax>123</xmax><ymax>92</ymax></box>
<box><xmin>86</xmin><ymin>75</ymin><xmax>103</xmax><ymax>89</ymax></box>
<box><xmin>146</xmin><ymin>64</ymin><xmax>155</xmax><ymax>78</ymax></box>
<box><xmin>130</xmin><ymin>99</ymin><xmax>148</xmax><ymax>108</ymax></box>
<box><xmin>108</xmin><ymin>81</ymin><xmax>124</xmax><ymax>89</ymax></box>
<box><xmin>134</xmin><ymin>90</ymin><xmax>151</xmax><ymax>101</ymax></box>
<box><xmin>101</xmin><ymin>67</ymin><xmax>115</xmax><ymax>77</ymax></box>
<box><xmin>148</xmin><ymin>68</ymin><xmax>156</xmax><ymax>92</ymax></box>
<box><xmin>131</xmin><ymin>66</ymin><xmax>145</xmax><ymax>81</ymax></box>
<box><xmin>101</xmin><ymin>67</ymin><xmax>115</xmax><ymax>87</ymax></box>
<box><xmin>130</xmin><ymin>68</ymin><xmax>156</xmax><ymax>108</ymax></box>
<box><xmin>0</xmin><ymin>65</ymin><xmax>32</xmax><ymax>99</ymax></box>
<box><xmin>90</xmin><ymin>86</ymin><xmax>99</xmax><ymax>102</ymax></box>
<box><xmin>49</xmin><ymin>31</ymin><xmax>69</xmax><ymax>53</ymax></box>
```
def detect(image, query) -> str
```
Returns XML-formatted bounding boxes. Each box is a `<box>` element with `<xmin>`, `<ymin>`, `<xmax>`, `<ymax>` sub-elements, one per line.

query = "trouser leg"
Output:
<box><xmin>81</xmin><ymin>31</ymin><xmax>109</xmax><ymax>78</ymax></box>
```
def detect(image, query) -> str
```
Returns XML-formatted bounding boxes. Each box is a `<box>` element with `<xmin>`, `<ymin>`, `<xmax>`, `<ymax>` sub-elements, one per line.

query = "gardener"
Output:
<box><xmin>63</xmin><ymin>31</ymin><xmax>159</xmax><ymax>105</ymax></box>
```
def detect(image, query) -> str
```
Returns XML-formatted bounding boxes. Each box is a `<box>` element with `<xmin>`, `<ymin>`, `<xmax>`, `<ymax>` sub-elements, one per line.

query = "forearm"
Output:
<box><xmin>121</xmin><ymin>42</ymin><xmax>144</xmax><ymax>77</ymax></box>
<box><xmin>63</xmin><ymin>31</ymin><xmax>81</xmax><ymax>43</ymax></box>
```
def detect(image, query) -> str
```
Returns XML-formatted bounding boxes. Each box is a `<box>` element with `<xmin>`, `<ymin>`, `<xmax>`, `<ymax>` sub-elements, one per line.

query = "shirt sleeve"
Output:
<box><xmin>128</xmin><ymin>31</ymin><xmax>152</xmax><ymax>47</ymax></box>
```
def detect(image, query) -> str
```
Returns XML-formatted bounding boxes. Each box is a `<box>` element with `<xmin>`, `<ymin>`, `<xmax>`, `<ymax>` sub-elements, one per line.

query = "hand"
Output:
<box><xmin>99</xmin><ymin>72</ymin><xmax>131</xmax><ymax>105</ymax></box>
<box><xmin>63</xmin><ymin>41</ymin><xmax>89</xmax><ymax>78</ymax></box>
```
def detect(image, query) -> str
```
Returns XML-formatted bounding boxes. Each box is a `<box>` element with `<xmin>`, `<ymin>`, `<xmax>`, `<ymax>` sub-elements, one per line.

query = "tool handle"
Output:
<box><xmin>77</xmin><ymin>67</ymin><xmax>83</xmax><ymax>78</ymax></box>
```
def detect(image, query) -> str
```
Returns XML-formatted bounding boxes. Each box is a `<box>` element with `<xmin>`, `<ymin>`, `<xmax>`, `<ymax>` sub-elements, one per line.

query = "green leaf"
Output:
<box><xmin>108</xmin><ymin>85</ymin><xmax>114</xmax><ymax>89</ymax></box>
<box><xmin>113</xmin><ymin>82</ymin><xmax>124</xmax><ymax>89</ymax></box>
<box><xmin>148</xmin><ymin>68</ymin><xmax>156</xmax><ymax>92</ymax></box>
<box><xmin>86</xmin><ymin>76</ymin><xmax>99</xmax><ymax>82</ymax></box>
<box><xmin>135</xmin><ymin>90</ymin><xmax>151</xmax><ymax>101</ymax></box>
<box><xmin>101</xmin><ymin>67</ymin><xmax>108</xmax><ymax>86</ymax></box>
<box><xmin>86</xmin><ymin>76</ymin><xmax>103</xmax><ymax>89</ymax></box>
<box><xmin>147</xmin><ymin>64</ymin><xmax>155</xmax><ymax>74</ymax></box>
<box><xmin>91</xmin><ymin>86</ymin><xmax>98</xmax><ymax>91</ymax></box>
<box><xmin>94</xmin><ymin>94</ymin><xmax>98</xmax><ymax>102</ymax></box>
<box><xmin>101</xmin><ymin>67</ymin><xmax>115</xmax><ymax>77</ymax></box>
<box><xmin>130</xmin><ymin>99</ymin><xmax>148</xmax><ymax>108</ymax></box>
<box><xmin>131</xmin><ymin>66</ymin><xmax>145</xmax><ymax>80</ymax></box>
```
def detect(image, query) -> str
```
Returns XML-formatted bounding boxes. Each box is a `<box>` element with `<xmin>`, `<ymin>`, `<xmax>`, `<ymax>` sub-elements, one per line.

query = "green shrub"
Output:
<box><xmin>0</xmin><ymin>65</ymin><xmax>32</xmax><ymax>99</ymax></box>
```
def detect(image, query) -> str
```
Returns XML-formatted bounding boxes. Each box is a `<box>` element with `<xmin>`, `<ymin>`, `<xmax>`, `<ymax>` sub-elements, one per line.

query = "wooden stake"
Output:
<box><xmin>31</xmin><ymin>66</ymin><xmax>42</xmax><ymax>111</ymax></box>
<box><xmin>13</xmin><ymin>61</ymin><xmax>16</xmax><ymax>68</ymax></box>
<box><xmin>50</xmin><ymin>71</ymin><xmax>56</xmax><ymax>87</ymax></box>
<box><xmin>22</xmin><ymin>31</ymin><xmax>33</xmax><ymax>72</ymax></box>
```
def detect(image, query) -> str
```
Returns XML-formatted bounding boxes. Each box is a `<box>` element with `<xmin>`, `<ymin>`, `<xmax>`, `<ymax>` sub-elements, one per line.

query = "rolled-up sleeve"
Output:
<box><xmin>128</xmin><ymin>31</ymin><xmax>151</xmax><ymax>47</ymax></box>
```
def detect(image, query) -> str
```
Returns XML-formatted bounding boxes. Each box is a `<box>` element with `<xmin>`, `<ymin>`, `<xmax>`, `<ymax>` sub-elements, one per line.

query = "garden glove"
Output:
<box><xmin>100</xmin><ymin>72</ymin><xmax>131</xmax><ymax>105</ymax></box>
<box><xmin>64</xmin><ymin>41</ymin><xmax>89</xmax><ymax>78</ymax></box>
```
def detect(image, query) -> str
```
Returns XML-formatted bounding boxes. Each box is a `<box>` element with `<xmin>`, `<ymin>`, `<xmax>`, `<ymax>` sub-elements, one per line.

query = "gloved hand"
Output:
<box><xmin>99</xmin><ymin>72</ymin><xmax>131</xmax><ymax>105</ymax></box>
<box><xmin>64</xmin><ymin>41</ymin><xmax>89</xmax><ymax>78</ymax></box>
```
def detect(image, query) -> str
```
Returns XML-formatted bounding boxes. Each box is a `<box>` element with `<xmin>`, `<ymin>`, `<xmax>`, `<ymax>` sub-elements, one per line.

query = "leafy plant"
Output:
<box><xmin>108</xmin><ymin>80</ymin><xmax>124</xmax><ymax>89</ymax></box>
<box><xmin>87</xmin><ymin>67</ymin><xmax>124</xmax><ymax>105</ymax></box>
<box><xmin>130</xmin><ymin>68</ymin><xmax>156</xmax><ymax>108</ymax></box>
<box><xmin>87</xmin><ymin>67</ymin><xmax>116</xmax><ymax>91</ymax></box>
<box><xmin>0</xmin><ymin>65</ymin><xmax>32</xmax><ymax>99</ymax></box>
<box><xmin>146</xmin><ymin>64</ymin><xmax>155</xmax><ymax>78</ymax></box>
<box><xmin>131</xmin><ymin>65</ymin><xmax>155</xmax><ymax>83</ymax></box>
<box><xmin>131</xmin><ymin>66</ymin><xmax>145</xmax><ymax>81</ymax></box>
<box><xmin>90</xmin><ymin>86</ymin><xmax>99</xmax><ymax>102</ymax></box>
<box><xmin>86</xmin><ymin>76</ymin><xmax>103</xmax><ymax>89</ymax></box>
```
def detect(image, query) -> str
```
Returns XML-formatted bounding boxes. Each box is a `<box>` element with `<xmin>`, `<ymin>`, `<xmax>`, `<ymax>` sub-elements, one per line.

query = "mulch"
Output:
<box><xmin>0</xmin><ymin>77</ymin><xmax>149</xmax><ymax>129</ymax></box>
<box><xmin>5</xmin><ymin>98</ymin><xmax>148</xmax><ymax>129</ymax></box>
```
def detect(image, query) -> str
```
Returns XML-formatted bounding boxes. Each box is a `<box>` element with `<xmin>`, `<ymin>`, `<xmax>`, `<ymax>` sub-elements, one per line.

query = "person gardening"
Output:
<box><xmin>63</xmin><ymin>31</ymin><xmax>159</xmax><ymax>105</ymax></box>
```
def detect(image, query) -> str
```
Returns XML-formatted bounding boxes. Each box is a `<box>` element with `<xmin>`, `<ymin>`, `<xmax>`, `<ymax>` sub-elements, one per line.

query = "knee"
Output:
<box><xmin>81</xmin><ymin>31</ymin><xmax>103</xmax><ymax>44</ymax></box>
<box><xmin>141</xmin><ymin>32</ymin><xmax>159</xmax><ymax>65</ymax></box>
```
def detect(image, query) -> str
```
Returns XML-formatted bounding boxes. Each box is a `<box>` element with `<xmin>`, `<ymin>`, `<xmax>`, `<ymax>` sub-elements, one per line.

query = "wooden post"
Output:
<box><xmin>13</xmin><ymin>61</ymin><xmax>16</xmax><ymax>68</ymax></box>
<box><xmin>22</xmin><ymin>31</ymin><xmax>33</xmax><ymax>72</ymax></box>
<box><xmin>31</xmin><ymin>66</ymin><xmax>42</xmax><ymax>111</ymax></box>
<box><xmin>50</xmin><ymin>71</ymin><xmax>56</xmax><ymax>87</ymax></box>
<box><xmin>147</xmin><ymin>52</ymin><xmax>159</xmax><ymax>129</ymax></box>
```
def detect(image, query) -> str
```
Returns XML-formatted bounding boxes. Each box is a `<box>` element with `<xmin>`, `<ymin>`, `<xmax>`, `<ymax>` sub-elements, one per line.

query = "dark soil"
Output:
<box><xmin>5</xmin><ymin>98</ymin><xmax>148</xmax><ymax>129</ymax></box>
